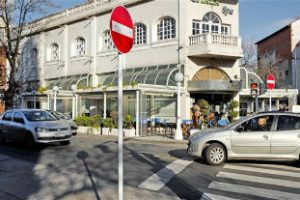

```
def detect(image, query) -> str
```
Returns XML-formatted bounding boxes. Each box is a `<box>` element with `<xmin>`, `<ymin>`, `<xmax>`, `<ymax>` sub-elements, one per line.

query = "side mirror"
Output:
<box><xmin>236</xmin><ymin>126</ymin><xmax>244</xmax><ymax>132</ymax></box>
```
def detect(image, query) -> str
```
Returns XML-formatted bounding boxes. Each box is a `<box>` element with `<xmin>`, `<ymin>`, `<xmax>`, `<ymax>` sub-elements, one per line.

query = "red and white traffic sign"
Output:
<box><xmin>110</xmin><ymin>6</ymin><xmax>134</xmax><ymax>54</ymax></box>
<box><xmin>266</xmin><ymin>73</ymin><xmax>275</xmax><ymax>90</ymax></box>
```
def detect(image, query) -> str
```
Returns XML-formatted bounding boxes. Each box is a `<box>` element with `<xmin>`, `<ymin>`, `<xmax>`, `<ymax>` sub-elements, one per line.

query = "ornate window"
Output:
<box><xmin>102</xmin><ymin>30</ymin><xmax>115</xmax><ymax>51</ymax></box>
<box><xmin>157</xmin><ymin>17</ymin><xmax>176</xmax><ymax>40</ymax></box>
<box><xmin>51</xmin><ymin>43</ymin><xmax>59</xmax><ymax>60</ymax></box>
<box><xmin>134</xmin><ymin>23</ymin><xmax>147</xmax><ymax>45</ymax></box>
<box><xmin>75</xmin><ymin>37</ymin><xmax>86</xmax><ymax>56</ymax></box>
<box><xmin>192</xmin><ymin>13</ymin><xmax>231</xmax><ymax>35</ymax></box>
<box><xmin>31</xmin><ymin>48</ymin><xmax>38</xmax><ymax>64</ymax></box>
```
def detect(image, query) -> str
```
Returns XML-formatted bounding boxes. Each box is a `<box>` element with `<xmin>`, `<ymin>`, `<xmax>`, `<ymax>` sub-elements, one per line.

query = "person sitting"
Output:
<box><xmin>218</xmin><ymin>112</ymin><xmax>230</xmax><ymax>127</ymax></box>
<box><xmin>257</xmin><ymin>116</ymin><xmax>269</xmax><ymax>131</ymax></box>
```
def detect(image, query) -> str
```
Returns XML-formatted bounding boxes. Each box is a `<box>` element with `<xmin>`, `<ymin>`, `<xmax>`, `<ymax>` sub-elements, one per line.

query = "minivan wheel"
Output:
<box><xmin>205</xmin><ymin>143</ymin><xmax>226</xmax><ymax>165</ymax></box>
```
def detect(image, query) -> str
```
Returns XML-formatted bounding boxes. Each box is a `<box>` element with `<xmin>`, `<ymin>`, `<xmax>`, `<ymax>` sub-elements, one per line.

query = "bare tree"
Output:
<box><xmin>0</xmin><ymin>0</ymin><xmax>55</xmax><ymax>109</ymax></box>
<box><xmin>240</xmin><ymin>39</ymin><xmax>257</xmax><ymax>71</ymax></box>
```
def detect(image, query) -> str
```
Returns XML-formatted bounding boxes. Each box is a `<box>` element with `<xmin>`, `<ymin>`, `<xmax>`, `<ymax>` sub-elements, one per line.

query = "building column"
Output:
<box><xmin>72</xmin><ymin>94</ymin><xmax>76</xmax><ymax>119</ymax></box>
<box><xmin>91</xmin><ymin>17</ymin><xmax>97</xmax><ymax>87</ymax></box>
<box><xmin>63</xmin><ymin>25</ymin><xmax>69</xmax><ymax>76</ymax></box>
<box><xmin>135</xmin><ymin>90</ymin><xmax>140</xmax><ymax>137</ymax></box>
<box><xmin>276</xmin><ymin>99</ymin><xmax>280</xmax><ymax>110</ymax></box>
<box><xmin>75</xmin><ymin>94</ymin><xmax>79</xmax><ymax>117</ymax></box>
<box><xmin>261</xmin><ymin>99</ymin><xmax>265</xmax><ymax>111</ymax></box>
<box><xmin>47</xmin><ymin>94</ymin><xmax>50</xmax><ymax>110</ymax></box>
<box><xmin>103</xmin><ymin>92</ymin><xmax>107</xmax><ymax>118</ymax></box>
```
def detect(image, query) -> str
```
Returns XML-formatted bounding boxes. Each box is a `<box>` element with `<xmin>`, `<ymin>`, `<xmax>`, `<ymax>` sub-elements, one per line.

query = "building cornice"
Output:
<box><xmin>23</xmin><ymin>0</ymin><xmax>152</xmax><ymax>37</ymax></box>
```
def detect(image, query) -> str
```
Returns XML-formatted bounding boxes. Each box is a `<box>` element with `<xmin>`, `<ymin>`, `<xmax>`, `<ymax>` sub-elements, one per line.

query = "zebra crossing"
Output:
<box><xmin>206</xmin><ymin>163</ymin><xmax>300</xmax><ymax>200</ymax></box>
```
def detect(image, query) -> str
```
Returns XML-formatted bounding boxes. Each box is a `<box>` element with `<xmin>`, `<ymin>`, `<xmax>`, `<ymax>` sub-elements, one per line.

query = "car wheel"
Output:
<box><xmin>60</xmin><ymin>141</ymin><xmax>71</xmax><ymax>145</ymax></box>
<box><xmin>205</xmin><ymin>143</ymin><xmax>226</xmax><ymax>165</ymax></box>
<box><xmin>25</xmin><ymin>133</ymin><xmax>35</xmax><ymax>148</ymax></box>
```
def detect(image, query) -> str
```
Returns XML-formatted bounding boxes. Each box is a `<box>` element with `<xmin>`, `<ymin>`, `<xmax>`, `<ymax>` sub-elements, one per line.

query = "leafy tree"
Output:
<box><xmin>0</xmin><ymin>0</ymin><xmax>55</xmax><ymax>109</ymax></box>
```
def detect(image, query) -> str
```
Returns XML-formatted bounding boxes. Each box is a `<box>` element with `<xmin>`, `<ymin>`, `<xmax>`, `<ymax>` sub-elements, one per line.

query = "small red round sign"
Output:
<box><xmin>110</xmin><ymin>6</ymin><xmax>134</xmax><ymax>54</ymax></box>
<box><xmin>266</xmin><ymin>73</ymin><xmax>275</xmax><ymax>90</ymax></box>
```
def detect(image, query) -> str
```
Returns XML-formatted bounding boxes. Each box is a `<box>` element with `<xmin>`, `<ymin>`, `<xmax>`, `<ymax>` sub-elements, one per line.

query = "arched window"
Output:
<box><xmin>51</xmin><ymin>43</ymin><xmax>59</xmax><ymax>60</ymax></box>
<box><xmin>134</xmin><ymin>23</ymin><xmax>146</xmax><ymax>45</ymax></box>
<box><xmin>102</xmin><ymin>30</ymin><xmax>115</xmax><ymax>51</ymax></box>
<box><xmin>31</xmin><ymin>48</ymin><xmax>38</xmax><ymax>64</ymax></box>
<box><xmin>193</xmin><ymin>12</ymin><xmax>230</xmax><ymax>35</ymax></box>
<box><xmin>202</xmin><ymin>12</ymin><xmax>221</xmax><ymax>34</ymax></box>
<box><xmin>75</xmin><ymin>37</ymin><xmax>86</xmax><ymax>56</ymax></box>
<box><xmin>157</xmin><ymin>17</ymin><xmax>176</xmax><ymax>40</ymax></box>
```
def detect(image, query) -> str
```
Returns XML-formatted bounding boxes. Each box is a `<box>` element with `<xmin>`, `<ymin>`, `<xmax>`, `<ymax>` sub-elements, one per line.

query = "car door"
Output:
<box><xmin>12</xmin><ymin>112</ymin><xmax>27</xmax><ymax>141</ymax></box>
<box><xmin>1</xmin><ymin>112</ymin><xmax>14</xmax><ymax>140</ymax></box>
<box><xmin>271</xmin><ymin>115</ymin><xmax>300</xmax><ymax>158</ymax></box>
<box><xmin>231</xmin><ymin>115</ymin><xmax>275</xmax><ymax>157</ymax></box>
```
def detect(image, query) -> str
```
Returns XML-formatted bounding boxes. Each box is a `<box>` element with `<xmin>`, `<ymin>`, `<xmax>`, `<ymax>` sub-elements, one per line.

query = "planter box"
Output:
<box><xmin>111</xmin><ymin>128</ymin><xmax>118</xmax><ymax>136</ymax></box>
<box><xmin>92</xmin><ymin>127</ymin><xmax>101</xmax><ymax>135</ymax></box>
<box><xmin>123</xmin><ymin>128</ymin><xmax>136</xmax><ymax>137</ymax></box>
<box><xmin>102</xmin><ymin>127</ymin><xmax>110</xmax><ymax>136</ymax></box>
<box><xmin>78</xmin><ymin>126</ymin><xmax>90</xmax><ymax>134</ymax></box>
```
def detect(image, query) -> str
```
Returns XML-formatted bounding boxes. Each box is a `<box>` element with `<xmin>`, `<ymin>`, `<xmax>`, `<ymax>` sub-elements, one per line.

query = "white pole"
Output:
<box><xmin>136</xmin><ymin>90</ymin><xmax>139</xmax><ymax>137</ymax></box>
<box><xmin>103</xmin><ymin>92</ymin><xmax>107</xmax><ymax>119</ymax></box>
<box><xmin>118</xmin><ymin>53</ymin><xmax>124</xmax><ymax>200</ymax></box>
<box><xmin>54</xmin><ymin>91</ymin><xmax>57</xmax><ymax>111</ymax></box>
<box><xmin>269</xmin><ymin>90</ymin><xmax>272</xmax><ymax>111</ymax></box>
<box><xmin>47</xmin><ymin>94</ymin><xmax>50</xmax><ymax>110</ymax></box>
<box><xmin>296</xmin><ymin>50</ymin><xmax>298</xmax><ymax>89</ymax></box>
<box><xmin>72</xmin><ymin>94</ymin><xmax>76</xmax><ymax>120</ymax></box>
<box><xmin>175</xmin><ymin>81</ymin><xmax>183</xmax><ymax>140</ymax></box>
<box><xmin>21</xmin><ymin>96</ymin><xmax>24</xmax><ymax>108</ymax></box>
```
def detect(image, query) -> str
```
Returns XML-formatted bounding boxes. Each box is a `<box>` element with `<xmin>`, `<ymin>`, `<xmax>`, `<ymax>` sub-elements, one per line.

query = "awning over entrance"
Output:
<box><xmin>98</xmin><ymin>64</ymin><xmax>180</xmax><ymax>87</ymax></box>
<box><xmin>46</xmin><ymin>74</ymin><xmax>89</xmax><ymax>91</ymax></box>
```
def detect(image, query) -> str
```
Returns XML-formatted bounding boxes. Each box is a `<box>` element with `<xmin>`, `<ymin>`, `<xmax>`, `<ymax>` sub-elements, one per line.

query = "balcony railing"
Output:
<box><xmin>189</xmin><ymin>33</ymin><xmax>239</xmax><ymax>47</ymax></box>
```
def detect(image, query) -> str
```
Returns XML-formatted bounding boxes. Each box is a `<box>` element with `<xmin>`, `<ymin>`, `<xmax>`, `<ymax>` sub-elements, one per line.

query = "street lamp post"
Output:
<box><xmin>71</xmin><ymin>84</ymin><xmax>77</xmax><ymax>120</ymax></box>
<box><xmin>32</xmin><ymin>90</ymin><xmax>37</xmax><ymax>109</ymax></box>
<box><xmin>53</xmin><ymin>86</ymin><xmax>59</xmax><ymax>111</ymax></box>
<box><xmin>174</xmin><ymin>71</ymin><xmax>184</xmax><ymax>140</ymax></box>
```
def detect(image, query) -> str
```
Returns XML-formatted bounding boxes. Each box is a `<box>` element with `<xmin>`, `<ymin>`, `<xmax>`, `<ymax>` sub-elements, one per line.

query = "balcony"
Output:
<box><xmin>188</xmin><ymin>33</ymin><xmax>243</xmax><ymax>60</ymax></box>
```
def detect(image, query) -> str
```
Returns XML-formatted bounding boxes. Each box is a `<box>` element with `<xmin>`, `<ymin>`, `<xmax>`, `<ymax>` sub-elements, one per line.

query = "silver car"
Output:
<box><xmin>0</xmin><ymin>109</ymin><xmax>72</xmax><ymax>146</ymax></box>
<box><xmin>187</xmin><ymin>112</ymin><xmax>300</xmax><ymax>165</ymax></box>
<box><xmin>47</xmin><ymin>110</ymin><xmax>78</xmax><ymax>135</ymax></box>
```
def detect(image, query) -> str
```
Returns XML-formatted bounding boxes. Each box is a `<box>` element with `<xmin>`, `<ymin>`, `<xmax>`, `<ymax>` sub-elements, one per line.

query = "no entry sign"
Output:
<box><xmin>110</xmin><ymin>6</ymin><xmax>134</xmax><ymax>54</ymax></box>
<box><xmin>266</xmin><ymin>73</ymin><xmax>275</xmax><ymax>90</ymax></box>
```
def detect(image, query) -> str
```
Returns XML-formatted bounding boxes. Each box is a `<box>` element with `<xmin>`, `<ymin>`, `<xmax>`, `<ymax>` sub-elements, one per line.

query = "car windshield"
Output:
<box><xmin>22</xmin><ymin>111</ymin><xmax>56</xmax><ymax>122</ymax></box>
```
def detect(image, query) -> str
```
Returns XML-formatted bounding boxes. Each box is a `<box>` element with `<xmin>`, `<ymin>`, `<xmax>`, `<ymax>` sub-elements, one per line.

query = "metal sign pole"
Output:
<box><xmin>118</xmin><ymin>53</ymin><xmax>124</xmax><ymax>200</ymax></box>
<box><xmin>269</xmin><ymin>90</ymin><xmax>272</xmax><ymax>111</ymax></box>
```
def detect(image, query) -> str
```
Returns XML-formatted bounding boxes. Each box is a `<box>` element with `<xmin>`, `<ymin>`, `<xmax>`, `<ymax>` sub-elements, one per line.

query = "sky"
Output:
<box><xmin>50</xmin><ymin>0</ymin><xmax>300</xmax><ymax>43</ymax></box>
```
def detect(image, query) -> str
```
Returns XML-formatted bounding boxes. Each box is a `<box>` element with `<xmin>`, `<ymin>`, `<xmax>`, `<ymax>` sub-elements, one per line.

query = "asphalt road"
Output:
<box><xmin>0</xmin><ymin>136</ymin><xmax>299</xmax><ymax>200</ymax></box>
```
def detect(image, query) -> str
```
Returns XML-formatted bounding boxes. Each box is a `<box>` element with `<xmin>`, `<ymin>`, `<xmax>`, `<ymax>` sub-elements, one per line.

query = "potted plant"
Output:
<box><xmin>74</xmin><ymin>115</ymin><xmax>92</xmax><ymax>135</ymax></box>
<box><xmin>91</xmin><ymin>115</ymin><xmax>101</xmax><ymax>135</ymax></box>
<box><xmin>110</xmin><ymin>110</ymin><xmax>118</xmax><ymax>136</ymax></box>
<box><xmin>123</xmin><ymin>114</ymin><xmax>135</xmax><ymax>137</ymax></box>
<box><xmin>102</xmin><ymin>118</ymin><xmax>112</xmax><ymax>136</ymax></box>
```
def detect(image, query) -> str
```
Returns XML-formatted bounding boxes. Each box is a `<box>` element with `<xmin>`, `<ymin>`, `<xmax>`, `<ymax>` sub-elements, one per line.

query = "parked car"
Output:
<box><xmin>47</xmin><ymin>110</ymin><xmax>78</xmax><ymax>135</ymax></box>
<box><xmin>187</xmin><ymin>111</ymin><xmax>300</xmax><ymax>165</ymax></box>
<box><xmin>0</xmin><ymin>109</ymin><xmax>72</xmax><ymax>146</ymax></box>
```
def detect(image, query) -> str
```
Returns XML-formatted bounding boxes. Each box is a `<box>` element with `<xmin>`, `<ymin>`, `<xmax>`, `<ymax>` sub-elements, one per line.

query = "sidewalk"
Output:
<box><xmin>127</xmin><ymin>135</ymin><xmax>188</xmax><ymax>144</ymax></box>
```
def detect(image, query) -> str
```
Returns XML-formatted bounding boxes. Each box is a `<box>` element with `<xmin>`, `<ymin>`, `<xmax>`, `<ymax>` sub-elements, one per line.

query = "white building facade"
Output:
<box><xmin>18</xmin><ymin>0</ymin><xmax>243</xmax><ymax>136</ymax></box>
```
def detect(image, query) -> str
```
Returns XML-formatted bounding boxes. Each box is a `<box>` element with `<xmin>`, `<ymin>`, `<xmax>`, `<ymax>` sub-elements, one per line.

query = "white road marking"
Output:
<box><xmin>245</xmin><ymin>163</ymin><xmax>300</xmax><ymax>172</ymax></box>
<box><xmin>138</xmin><ymin>159</ymin><xmax>192</xmax><ymax>191</ymax></box>
<box><xmin>223</xmin><ymin>164</ymin><xmax>300</xmax><ymax>178</ymax></box>
<box><xmin>216</xmin><ymin>172</ymin><xmax>300</xmax><ymax>189</ymax></box>
<box><xmin>200</xmin><ymin>193</ymin><xmax>240</xmax><ymax>200</ymax></box>
<box><xmin>111</xmin><ymin>20</ymin><xmax>133</xmax><ymax>38</ymax></box>
<box><xmin>209</xmin><ymin>181</ymin><xmax>300</xmax><ymax>200</ymax></box>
